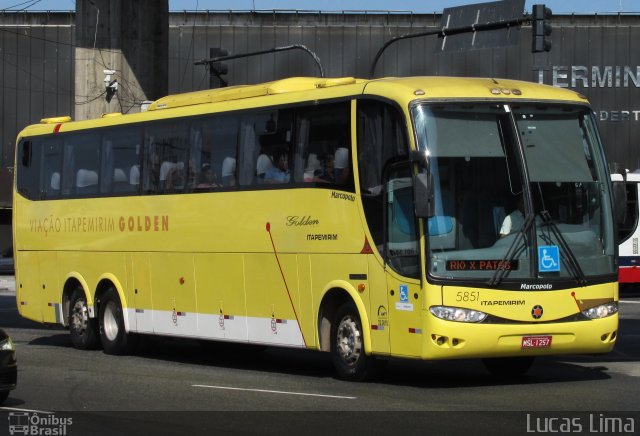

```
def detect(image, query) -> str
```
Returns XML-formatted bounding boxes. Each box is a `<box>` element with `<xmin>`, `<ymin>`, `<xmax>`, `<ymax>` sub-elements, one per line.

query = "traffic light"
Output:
<box><xmin>531</xmin><ymin>4</ymin><xmax>552</xmax><ymax>53</ymax></box>
<box><xmin>209</xmin><ymin>47</ymin><xmax>229</xmax><ymax>88</ymax></box>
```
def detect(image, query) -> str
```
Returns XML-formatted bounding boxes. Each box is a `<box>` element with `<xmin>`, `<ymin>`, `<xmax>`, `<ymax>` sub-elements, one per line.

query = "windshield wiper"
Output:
<box><xmin>538</xmin><ymin>210</ymin><xmax>588</xmax><ymax>287</ymax></box>
<box><xmin>488</xmin><ymin>213</ymin><xmax>534</xmax><ymax>287</ymax></box>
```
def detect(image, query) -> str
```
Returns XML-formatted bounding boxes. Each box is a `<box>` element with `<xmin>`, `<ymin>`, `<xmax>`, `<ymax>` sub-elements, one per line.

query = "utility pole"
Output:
<box><xmin>75</xmin><ymin>0</ymin><xmax>168</xmax><ymax>120</ymax></box>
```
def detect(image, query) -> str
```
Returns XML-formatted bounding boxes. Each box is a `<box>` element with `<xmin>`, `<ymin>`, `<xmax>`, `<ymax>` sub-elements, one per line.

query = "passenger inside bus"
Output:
<box><xmin>264</xmin><ymin>148</ymin><xmax>290</xmax><ymax>184</ymax></box>
<box><xmin>317</xmin><ymin>153</ymin><xmax>336</xmax><ymax>183</ymax></box>
<box><xmin>163</xmin><ymin>162</ymin><xmax>185</xmax><ymax>193</ymax></box>
<box><xmin>196</xmin><ymin>164</ymin><xmax>220</xmax><ymax>189</ymax></box>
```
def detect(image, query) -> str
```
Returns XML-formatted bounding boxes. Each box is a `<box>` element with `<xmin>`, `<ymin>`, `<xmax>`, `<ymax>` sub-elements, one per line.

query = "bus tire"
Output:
<box><xmin>330</xmin><ymin>302</ymin><xmax>379</xmax><ymax>382</ymax></box>
<box><xmin>0</xmin><ymin>390</ymin><xmax>9</xmax><ymax>405</ymax></box>
<box><xmin>99</xmin><ymin>288</ymin><xmax>137</xmax><ymax>355</ymax></box>
<box><xmin>482</xmin><ymin>356</ymin><xmax>535</xmax><ymax>378</ymax></box>
<box><xmin>69</xmin><ymin>288</ymin><xmax>99</xmax><ymax>350</ymax></box>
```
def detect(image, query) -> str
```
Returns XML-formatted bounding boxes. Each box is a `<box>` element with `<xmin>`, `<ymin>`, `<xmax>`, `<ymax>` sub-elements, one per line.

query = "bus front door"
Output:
<box><xmin>384</xmin><ymin>165</ymin><xmax>423</xmax><ymax>358</ymax></box>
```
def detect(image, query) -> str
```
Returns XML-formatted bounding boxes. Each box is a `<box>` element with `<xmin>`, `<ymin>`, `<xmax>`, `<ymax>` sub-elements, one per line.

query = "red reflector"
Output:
<box><xmin>360</xmin><ymin>237</ymin><xmax>374</xmax><ymax>254</ymax></box>
<box><xmin>54</xmin><ymin>123</ymin><xmax>62</xmax><ymax>133</ymax></box>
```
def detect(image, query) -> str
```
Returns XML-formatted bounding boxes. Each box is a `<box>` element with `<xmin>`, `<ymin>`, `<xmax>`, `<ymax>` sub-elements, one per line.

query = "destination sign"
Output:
<box><xmin>446</xmin><ymin>259</ymin><xmax>519</xmax><ymax>271</ymax></box>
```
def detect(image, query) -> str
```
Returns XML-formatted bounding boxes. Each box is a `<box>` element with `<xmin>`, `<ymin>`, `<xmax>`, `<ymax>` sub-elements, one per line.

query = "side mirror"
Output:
<box><xmin>410</xmin><ymin>150</ymin><xmax>428</xmax><ymax>166</ymax></box>
<box><xmin>413</xmin><ymin>172</ymin><xmax>434</xmax><ymax>218</ymax></box>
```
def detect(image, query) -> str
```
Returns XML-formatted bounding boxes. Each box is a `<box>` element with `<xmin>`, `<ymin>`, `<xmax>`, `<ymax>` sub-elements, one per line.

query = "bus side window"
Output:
<box><xmin>238</xmin><ymin>118</ymin><xmax>259</xmax><ymax>187</ymax></box>
<box><xmin>62</xmin><ymin>133</ymin><xmax>100</xmax><ymax>197</ymax></box>
<box><xmin>357</xmin><ymin>99</ymin><xmax>409</xmax><ymax>251</ymax></box>
<box><xmin>101</xmin><ymin>127</ymin><xmax>141</xmax><ymax>195</ymax></box>
<box><xmin>618</xmin><ymin>181</ymin><xmax>639</xmax><ymax>243</ymax></box>
<box><xmin>198</xmin><ymin>114</ymin><xmax>239</xmax><ymax>190</ymax></box>
<box><xmin>42</xmin><ymin>140</ymin><xmax>61</xmax><ymax>200</ymax></box>
<box><xmin>294</xmin><ymin>102</ymin><xmax>351</xmax><ymax>186</ymax></box>
<box><xmin>16</xmin><ymin>139</ymin><xmax>42</xmax><ymax>200</ymax></box>
<box><xmin>238</xmin><ymin>109</ymin><xmax>292</xmax><ymax>187</ymax></box>
<box><xmin>386</xmin><ymin>166</ymin><xmax>420</xmax><ymax>278</ymax></box>
<box><xmin>143</xmin><ymin>121</ymin><xmax>188</xmax><ymax>194</ymax></box>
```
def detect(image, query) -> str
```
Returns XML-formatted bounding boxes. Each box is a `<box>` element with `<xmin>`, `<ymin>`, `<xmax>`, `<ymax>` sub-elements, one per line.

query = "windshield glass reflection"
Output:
<box><xmin>413</xmin><ymin>103</ymin><xmax>615</xmax><ymax>283</ymax></box>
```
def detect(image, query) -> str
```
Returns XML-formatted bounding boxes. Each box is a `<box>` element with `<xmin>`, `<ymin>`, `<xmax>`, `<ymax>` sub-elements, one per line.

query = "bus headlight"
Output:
<box><xmin>582</xmin><ymin>302</ymin><xmax>618</xmax><ymax>320</ymax></box>
<box><xmin>429</xmin><ymin>306</ymin><xmax>488</xmax><ymax>323</ymax></box>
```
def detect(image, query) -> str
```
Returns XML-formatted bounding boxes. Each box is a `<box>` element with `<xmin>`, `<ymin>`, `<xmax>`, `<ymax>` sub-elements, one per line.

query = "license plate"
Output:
<box><xmin>521</xmin><ymin>335</ymin><xmax>552</xmax><ymax>349</ymax></box>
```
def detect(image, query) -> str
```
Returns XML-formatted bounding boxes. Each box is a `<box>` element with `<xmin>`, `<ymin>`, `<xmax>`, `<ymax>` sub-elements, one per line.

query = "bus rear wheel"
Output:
<box><xmin>482</xmin><ymin>356</ymin><xmax>535</xmax><ymax>378</ymax></box>
<box><xmin>99</xmin><ymin>288</ymin><xmax>137</xmax><ymax>355</ymax></box>
<box><xmin>330</xmin><ymin>302</ymin><xmax>379</xmax><ymax>381</ymax></box>
<box><xmin>68</xmin><ymin>288</ymin><xmax>99</xmax><ymax>350</ymax></box>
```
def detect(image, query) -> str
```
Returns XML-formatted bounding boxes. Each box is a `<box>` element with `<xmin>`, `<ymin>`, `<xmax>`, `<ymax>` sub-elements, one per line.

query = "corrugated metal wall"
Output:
<box><xmin>2</xmin><ymin>11</ymin><xmax>640</xmax><ymax>209</ymax></box>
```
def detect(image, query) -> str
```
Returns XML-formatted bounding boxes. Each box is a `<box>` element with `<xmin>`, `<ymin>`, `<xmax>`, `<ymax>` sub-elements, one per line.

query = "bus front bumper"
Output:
<box><xmin>422</xmin><ymin>313</ymin><xmax>618</xmax><ymax>360</ymax></box>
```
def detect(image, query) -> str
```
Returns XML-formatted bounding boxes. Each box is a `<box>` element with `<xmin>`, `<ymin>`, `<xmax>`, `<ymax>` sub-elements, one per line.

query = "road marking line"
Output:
<box><xmin>619</xmin><ymin>300</ymin><xmax>640</xmax><ymax>304</ymax></box>
<box><xmin>192</xmin><ymin>384</ymin><xmax>356</xmax><ymax>400</ymax></box>
<box><xmin>0</xmin><ymin>406</ymin><xmax>54</xmax><ymax>414</ymax></box>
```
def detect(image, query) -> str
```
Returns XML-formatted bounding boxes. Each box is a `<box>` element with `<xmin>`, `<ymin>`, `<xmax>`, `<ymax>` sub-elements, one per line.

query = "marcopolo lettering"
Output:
<box><xmin>331</xmin><ymin>191</ymin><xmax>355</xmax><ymax>202</ymax></box>
<box><xmin>520</xmin><ymin>283</ymin><xmax>553</xmax><ymax>290</ymax></box>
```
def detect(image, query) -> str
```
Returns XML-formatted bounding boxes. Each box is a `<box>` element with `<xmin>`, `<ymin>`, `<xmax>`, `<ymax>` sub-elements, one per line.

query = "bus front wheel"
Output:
<box><xmin>68</xmin><ymin>288</ymin><xmax>99</xmax><ymax>350</ymax></box>
<box><xmin>99</xmin><ymin>288</ymin><xmax>137</xmax><ymax>355</ymax></box>
<box><xmin>330</xmin><ymin>302</ymin><xmax>379</xmax><ymax>381</ymax></box>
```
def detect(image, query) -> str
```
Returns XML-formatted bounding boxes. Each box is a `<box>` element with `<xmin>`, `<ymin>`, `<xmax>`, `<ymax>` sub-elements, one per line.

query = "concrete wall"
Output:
<box><xmin>75</xmin><ymin>0</ymin><xmax>168</xmax><ymax>121</ymax></box>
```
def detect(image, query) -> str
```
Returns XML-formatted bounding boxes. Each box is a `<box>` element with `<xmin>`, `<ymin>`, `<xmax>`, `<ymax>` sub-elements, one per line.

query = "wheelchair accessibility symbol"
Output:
<box><xmin>538</xmin><ymin>245</ymin><xmax>560</xmax><ymax>272</ymax></box>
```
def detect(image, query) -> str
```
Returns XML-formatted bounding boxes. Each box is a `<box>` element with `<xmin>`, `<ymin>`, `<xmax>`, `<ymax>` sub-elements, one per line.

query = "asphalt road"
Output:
<box><xmin>1</xmin><ymin>276</ymin><xmax>639</xmax><ymax>435</ymax></box>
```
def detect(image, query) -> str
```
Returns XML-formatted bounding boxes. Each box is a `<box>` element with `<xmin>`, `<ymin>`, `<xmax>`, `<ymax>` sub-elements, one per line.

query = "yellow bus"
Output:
<box><xmin>13</xmin><ymin>76</ymin><xmax>618</xmax><ymax>380</ymax></box>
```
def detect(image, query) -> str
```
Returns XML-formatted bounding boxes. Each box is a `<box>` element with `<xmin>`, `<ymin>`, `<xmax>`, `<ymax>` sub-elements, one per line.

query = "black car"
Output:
<box><xmin>0</xmin><ymin>328</ymin><xmax>17</xmax><ymax>404</ymax></box>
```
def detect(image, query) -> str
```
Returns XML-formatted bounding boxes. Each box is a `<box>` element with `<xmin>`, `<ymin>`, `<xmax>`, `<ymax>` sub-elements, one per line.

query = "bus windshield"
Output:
<box><xmin>413</xmin><ymin>103</ymin><xmax>616</xmax><ymax>284</ymax></box>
